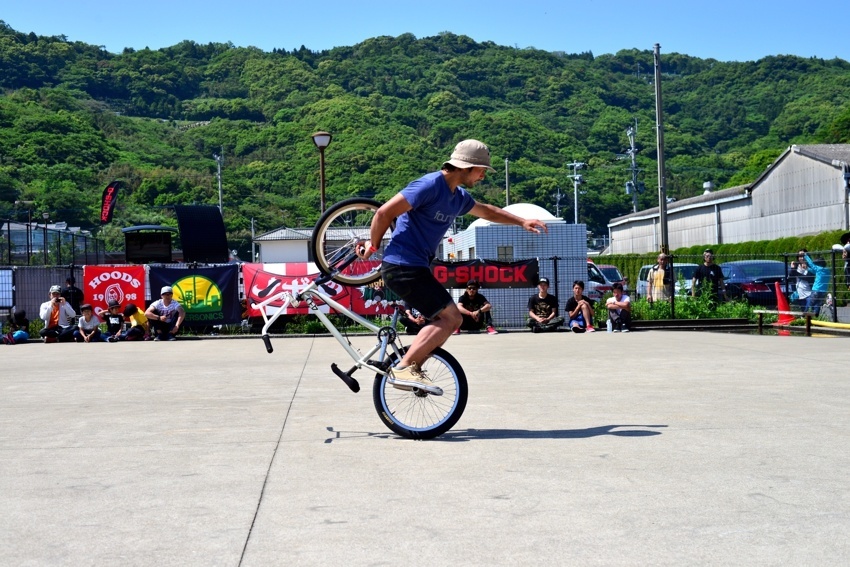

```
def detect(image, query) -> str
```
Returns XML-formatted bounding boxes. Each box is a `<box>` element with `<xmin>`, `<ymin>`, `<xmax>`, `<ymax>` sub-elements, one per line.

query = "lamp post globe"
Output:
<box><xmin>311</xmin><ymin>131</ymin><xmax>333</xmax><ymax>213</ymax></box>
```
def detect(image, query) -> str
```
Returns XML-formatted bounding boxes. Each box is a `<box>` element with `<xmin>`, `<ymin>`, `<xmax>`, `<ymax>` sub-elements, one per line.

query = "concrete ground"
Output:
<box><xmin>2</xmin><ymin>329</ymin><xmax>849</xmax><ymax>566</ymax></box>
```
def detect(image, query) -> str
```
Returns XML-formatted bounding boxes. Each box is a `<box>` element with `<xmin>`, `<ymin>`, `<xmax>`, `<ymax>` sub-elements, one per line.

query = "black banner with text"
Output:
<box><xmin>431</xmin><ymin>258</ymin><xmax>538</xmax><ymax>289</ymax></box>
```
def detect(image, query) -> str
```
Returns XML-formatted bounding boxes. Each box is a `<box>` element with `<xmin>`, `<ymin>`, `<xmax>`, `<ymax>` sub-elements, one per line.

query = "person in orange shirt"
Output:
<box><xmin>39</xmin><ymin>285</ymin><xmax>77</xmax><ymax>343</ymax></box>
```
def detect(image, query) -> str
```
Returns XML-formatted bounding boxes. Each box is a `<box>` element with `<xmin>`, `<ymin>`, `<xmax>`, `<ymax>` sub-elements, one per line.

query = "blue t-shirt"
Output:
<box><xmin>383</xmin><ymin>171</ymin><xmax>476</xmax><ymax>267</ymax></box>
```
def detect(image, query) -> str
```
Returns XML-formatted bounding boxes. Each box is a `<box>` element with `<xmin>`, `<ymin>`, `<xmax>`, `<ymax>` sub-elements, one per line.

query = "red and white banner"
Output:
<box><xmin>82</xmin><ymin>266</ymin><xmax>146</xmax><ymax>312</ymax></box>
<box><xmin>242</xmin><ymin>263</ymin><xmax>396</xmax><ymax>318</ymax></box>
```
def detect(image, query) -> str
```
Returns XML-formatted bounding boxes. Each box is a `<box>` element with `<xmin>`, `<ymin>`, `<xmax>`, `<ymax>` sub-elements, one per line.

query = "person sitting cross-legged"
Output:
<box><xmin>605</xmin><ymin>282</ymin><xmax>632</xmax><ymax>332</ymax></box>
<box><xmin>454</xmin><ymin>279</ymin><xmax>498</xmax><ymax>335</ymax></box>
<box><xmin>526</xmin><ymin>277</ymin><xmax>563</xmax><ymax>333</ymax></box>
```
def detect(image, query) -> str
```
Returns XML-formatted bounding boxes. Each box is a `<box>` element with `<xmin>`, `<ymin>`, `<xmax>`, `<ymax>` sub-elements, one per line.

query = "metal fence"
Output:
<box><xmin>1</xmin><ymin>221</ymin><xmax>106</xmax><ymax>266</ymax></box>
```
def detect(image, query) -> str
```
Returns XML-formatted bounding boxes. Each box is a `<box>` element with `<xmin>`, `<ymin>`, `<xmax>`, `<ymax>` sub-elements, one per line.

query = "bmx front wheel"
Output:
<box><xmin>310</xmin><ymin>198</ymin><xmax>391</xmax><ymax>286</ymax></box>
<box><xmin>373</xmin><ymin>346</ymin><xmax>468</xmax><ymax>440</ymax></box>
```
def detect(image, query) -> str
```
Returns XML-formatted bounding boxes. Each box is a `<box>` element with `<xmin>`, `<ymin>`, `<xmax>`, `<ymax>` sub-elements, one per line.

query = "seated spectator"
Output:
<box><xmin>120</xmin><ymin>304</ymin><xmax>150</xmax><ymax>341</ymax></box>
<box><xmin>454</xmin><ymin>279</ymin><xmax>498</xmax><ymax>335</ymax></box>
<box><xmin>605</xmin><ymin>283</ymin><xmax>632</xmax><ymax>332</ymax></box>
<box><xmin>565</xmin><ymin>280</ymin><xmax>595</xmax><ymax>333</ymax></box>
<box><xmin>400</xmin><ymin>301</ymin><xmax>427</xmax><ymax>335</ymax></box>
<box><xmin>527</xmin><ymin>277</ymin><xmax>563</xmax><ymax>333</ymax></box>
<box><xmin>39</xmin><ymin>285</ymin><xmax>77</xmax><ymax>343</ymax></box>
<box><xmin>3</xmin><ymin>310</ymin><xmax>30</xmax><ymax>345</ymax></box>
<box><xmin>74</xmin><ymin>304</ymin><xmax>105</xmax><ymax>343</ymax></box>
<box><xmin>96</xmin><ymin>300</ymin><xmax>125</xmax><ymax>342</ymax></box>
<box><xmin>145</xmin><ymin>286</ymin><xmax>186</xmax><ymax>341</ymax></box>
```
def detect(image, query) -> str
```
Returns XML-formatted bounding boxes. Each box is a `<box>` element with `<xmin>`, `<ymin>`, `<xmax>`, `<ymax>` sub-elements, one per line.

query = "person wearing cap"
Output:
<box><xmin>692</xmin><ymin>249</ymin><xmax>725</xmax><ymax>304</ymax></box>
<box><xmin>145</xmin><ymin>286</ymin><xmax>186</xmax><ymax>341</ymax></box>
<box><xmin>358</xmin><ymin>139</ymin><xmax>547</xmax><ymax>390</ymax></box>
<box><xmin>646</xmin><ymin>253</ymin><xmax>673</xmax><ymax>303</ymax></box>
<box><xmin>39</xmin><ymin>285</ymin><xmax>77</xmax><ymax>343</ymax></box>
<box><xmin>97</xmin><ymin>299</ymin><xmax>126</xmax><ymax>342</ymax></box>
<box><xmin>61</xmin><ymin>276</ymin><xmax>85</xmax><ymax>315</ymax></box>
<box><xmin>455</xmin><ymin>278</ymin><xmax>497</xmax><ymax>335</ymax></box>
<box><xmin>527</xmin><ymin>277</ymin><xmax>563</xmax><ymax>333</ymax></box>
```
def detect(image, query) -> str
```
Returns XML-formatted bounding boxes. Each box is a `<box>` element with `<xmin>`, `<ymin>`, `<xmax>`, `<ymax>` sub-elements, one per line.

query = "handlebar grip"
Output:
<box><xmin>262</xmin><ymin>334</ymin><xmax>273</xmax><ymax>354</ymax></box>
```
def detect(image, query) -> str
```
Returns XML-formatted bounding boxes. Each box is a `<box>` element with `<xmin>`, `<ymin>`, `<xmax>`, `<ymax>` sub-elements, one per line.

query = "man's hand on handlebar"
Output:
<box><xmin>357</xmin><ymin>240</ymin><xmax>377</xmax><ymax>259</ymax></box>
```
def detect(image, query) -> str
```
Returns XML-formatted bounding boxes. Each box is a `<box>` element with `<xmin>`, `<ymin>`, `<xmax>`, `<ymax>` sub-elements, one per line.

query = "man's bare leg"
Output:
<box><xmin>399</xmin><ymin>303</ymin><xmax>462</xmax><ymax>369</ymax></box>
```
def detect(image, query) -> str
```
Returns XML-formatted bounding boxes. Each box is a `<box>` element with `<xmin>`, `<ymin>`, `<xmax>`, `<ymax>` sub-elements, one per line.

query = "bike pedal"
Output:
<box><xmin>331</xmin><ymin>363</ymin><xmax>360</xmax><ymax>393</ymax></box>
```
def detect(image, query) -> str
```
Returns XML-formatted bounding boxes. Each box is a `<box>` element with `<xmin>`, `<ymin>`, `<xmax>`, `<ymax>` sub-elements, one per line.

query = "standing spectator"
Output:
<box><xmin>692</xmin><ymin>249</ymin><xmax>726</xmax><ymax>304</ymax></box>
<box><xmin>803</xmin><ymin>252</ymin><xmax>830</xmax><ymax>314</ymax></box>
<box><xmin>788</xmin><ymin>249</ymin><xmax>814</xmax><ymax>310</ymax></box>
<box><xmin>454</xmin><ymin>279</ymin><xmax>498</xmax><ymax>335</ymax></box>
<box><xmin>119</xmin><ymin>304</ymin><xmax>151</xmax><ymax>341</ymax></box>
<box><xmin>3</xmin><ymin>310</ymin><xmax>30</xmax><ymax>345</ymax></box>
<box><xmin>606</xmin><ymin>283</ymin><xmax>632</xmax><ymax>332</ymax></box>
<box><xmin>96</xmin><ymin>300</ymin><xmax>125</xmax><ymax>342</ymax></box>
<box><xmin>527</xmin><ymin>277</ymin><xmax>563</xmax><ymax>333</ymax></box>
<box><xmin>565</xmin><ymin>280</ymin><xmax>595</xmax><ymax>333</ymax></box>
<box><xmin>145</xmin><ymin>286</ymin><xmax>186</xmax><ymax>341</ymax></box>
<box><xmin>39</xmin><ymin>285</ymin><xmax>77</xmax><ymax>343</ymax></box>
<box><xmin>400</xmin><ymin>301</ymin><xmax>427</xmax><ymax>335</ymax></box>
<box><xmin>647</xmin><ymin>253</ymin><xmax>673</xmax><ymax>302</ymax></box>
<box><xmin>61</xmin><ymin>277</ymin><xmax>85</xmax><ymax>315</ymax></box>
<box><xmin>74</xmin><ymin>304</ymin><xmax>104</xmax><ymax>343</ymax></box>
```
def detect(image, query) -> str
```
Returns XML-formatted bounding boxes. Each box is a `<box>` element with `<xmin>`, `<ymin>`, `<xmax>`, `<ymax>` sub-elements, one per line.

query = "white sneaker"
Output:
<box><xmin>622</xmin><ymin>328</ymin><xmax>630</xmax><ymax>333</ymax></box>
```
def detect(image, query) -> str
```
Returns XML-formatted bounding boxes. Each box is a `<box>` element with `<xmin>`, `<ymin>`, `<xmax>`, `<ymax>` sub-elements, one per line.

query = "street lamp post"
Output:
<box><xmin>311</xmin><ymin>131</ymin><xmax>333</xmax><ymax>213</ymax></box>
<box><xmin>42</xmin><ymin>212</ymin><xmax>50</xmax><ymax>265</ymax></box>
<box><xmin>566</xmin><ymin>161</ymin><xmax>586</xmax><ymax>224</ymax></box>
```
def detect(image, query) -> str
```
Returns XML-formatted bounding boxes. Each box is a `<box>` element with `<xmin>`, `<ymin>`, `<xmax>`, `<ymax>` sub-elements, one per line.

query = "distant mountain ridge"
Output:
<box><xmin>1</xmin><ymin>21</ymin><xmax>849</xmax><ymax>255</ymax></box>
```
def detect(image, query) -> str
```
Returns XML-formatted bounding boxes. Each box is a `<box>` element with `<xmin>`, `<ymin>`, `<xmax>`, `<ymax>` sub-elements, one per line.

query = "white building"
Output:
<box><xmin>608</xmin><ymin>144</ymin><xmax>850</xmax><ymax>254</ymax></box>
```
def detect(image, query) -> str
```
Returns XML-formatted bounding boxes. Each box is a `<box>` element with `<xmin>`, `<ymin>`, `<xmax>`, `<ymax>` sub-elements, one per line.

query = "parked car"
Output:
<box><xmin>596</xmin><ymin>264</ymin><xmax>628</xmax><ymax>291</ymax></box>
<box><xmin>720</xmin><ymin>260</ymin><xmax>788</xmax><ymax>306</ymax></box>
<box><xmin>637</xmin><ymin>263</ymin><xmax>699</xmax><ymax>299</ymax></box>
<box><xmin>585</xmin><ymin>260</ymin><xmax>613</xmax><ymax>302</ymax></box>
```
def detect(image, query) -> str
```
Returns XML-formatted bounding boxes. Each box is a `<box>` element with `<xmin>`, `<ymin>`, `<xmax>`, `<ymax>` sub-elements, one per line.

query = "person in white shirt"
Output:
<box><xmin>605</xmin><ymin>282</ymin><xmax>632</xmax><ymax>333</ymax></box>
<box><xmin>39</xmin><ymin>284</ymin><xmax>77</xmax><ymax>342</ymax></box>
<box><xmin>144</xmin><ymin>285</ymin><xmax>186</xmax><ymax>341</ymax></box>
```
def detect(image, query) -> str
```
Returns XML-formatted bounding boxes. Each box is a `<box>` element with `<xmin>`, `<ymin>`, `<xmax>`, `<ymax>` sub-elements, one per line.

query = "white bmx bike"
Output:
<box><xmin>253</xmin><ymin>198</ymin><xmax>468</xmax><ymax>440</ymax></box>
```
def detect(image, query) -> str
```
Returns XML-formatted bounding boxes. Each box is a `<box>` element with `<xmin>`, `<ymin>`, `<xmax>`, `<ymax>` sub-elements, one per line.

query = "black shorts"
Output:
<box><xmin>381</xmin><ymin>262</ymin><xmax>453</xmax><ymax>320</ymax></box>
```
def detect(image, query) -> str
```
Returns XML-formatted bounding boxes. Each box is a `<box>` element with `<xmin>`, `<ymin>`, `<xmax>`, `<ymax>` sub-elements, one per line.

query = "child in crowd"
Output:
<box><xmin>120</xmin><ymin>303</ymin><xmax>150</xmax><ymax>341</ymax></box>
<box><xmin>3</xmin><ymin>310</ymin><xmax>30</xmax><ymax>345</ymax></box>
<box><xmin>74</xmin><ymin>304</ymin><xmax>104</xmax><ymax>343</ymax></box>
<box><xmin>97</xmin><ymin>300</ymin><xmax>125</xmax><ymax>342</ymax></box>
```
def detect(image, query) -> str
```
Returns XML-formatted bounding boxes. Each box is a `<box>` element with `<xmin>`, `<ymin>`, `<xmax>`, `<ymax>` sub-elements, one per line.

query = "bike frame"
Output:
<box><xmin>252</xmin><ymin>275</ymin><xmax>403</xmax><ymax>376</ymax></box>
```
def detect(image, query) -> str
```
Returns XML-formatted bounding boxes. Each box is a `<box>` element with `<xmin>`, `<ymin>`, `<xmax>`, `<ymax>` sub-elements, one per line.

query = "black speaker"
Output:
<box><xmin>174</xmin><ymin>205</ymin><xmax>229</xmax><ymax>263</ymax></box>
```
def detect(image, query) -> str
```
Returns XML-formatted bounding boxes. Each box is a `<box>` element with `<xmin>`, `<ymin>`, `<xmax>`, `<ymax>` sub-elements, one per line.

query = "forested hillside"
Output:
<box><xmin>2</xmin><ymin>21</ymin><xmax>850</xmax><ymax>255</ymax></box>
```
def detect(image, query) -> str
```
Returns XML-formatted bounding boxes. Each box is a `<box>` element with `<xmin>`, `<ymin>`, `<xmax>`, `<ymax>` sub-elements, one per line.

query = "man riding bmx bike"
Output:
<box><xmin>357</xmin><ymin>139</ymin><xmax>547</xmax><ymax>390</ymax></box>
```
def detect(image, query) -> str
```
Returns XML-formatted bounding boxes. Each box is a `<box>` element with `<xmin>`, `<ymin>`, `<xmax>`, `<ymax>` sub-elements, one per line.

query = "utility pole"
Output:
<box><xmin>213</xmin><ymin>148</ymin><xmax>224</xmax><ymax>214</ymax></box>
<box><xmin>654</xmin><ymin>43</ymin><xmax>669</xmax><ymax>254</ymax></box>
<box><xmin>552</xmin><ymin>187</ymin><xmax>564</xmax><ymax>218</ymax></box>
<box><xmin>622</xmin><ymin>120</ymin><xmax>644</xmax><ymax>213</ymax></box>
<box><xmin>505</xmin><ymin>158</ymin><xmax>511</xmax><ymax>206</ymax></box>
<box><xmin>566</xmin><ymin>161</ymin><xmax>586</xmax><ymax>224</ymax></box>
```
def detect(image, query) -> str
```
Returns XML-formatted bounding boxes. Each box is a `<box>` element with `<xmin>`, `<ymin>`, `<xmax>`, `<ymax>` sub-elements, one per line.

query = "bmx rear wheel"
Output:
<box><xmin>310</xmin><ymin>198</ymin><xmax>390</xmax><ymax>286</ymax></box>
<box><xmin>373</xmin><ymin>346</ymin><xmax>468</xmax><ymax>440</ymax></box>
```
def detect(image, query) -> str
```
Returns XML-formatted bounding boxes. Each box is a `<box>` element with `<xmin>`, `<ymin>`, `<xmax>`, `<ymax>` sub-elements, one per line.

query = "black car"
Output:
<box><xmin>720</xmin><ymin>260</ymin><xmax>788</xmax><ymax>306</ymax></box>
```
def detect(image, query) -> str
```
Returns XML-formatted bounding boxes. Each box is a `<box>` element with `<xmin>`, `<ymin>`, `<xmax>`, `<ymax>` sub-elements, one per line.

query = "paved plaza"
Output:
<box><xmin>2</xmin><ymin>330</ymin><xmax>849</xmax><ymax>566</ymax></box>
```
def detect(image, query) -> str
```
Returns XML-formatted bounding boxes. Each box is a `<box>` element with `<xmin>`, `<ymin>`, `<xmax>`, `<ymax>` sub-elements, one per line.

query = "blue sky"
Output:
<box><xmin>3</xmin><ymin>0</ymin><xmax>847</xmax><ymax>62</ymax></box>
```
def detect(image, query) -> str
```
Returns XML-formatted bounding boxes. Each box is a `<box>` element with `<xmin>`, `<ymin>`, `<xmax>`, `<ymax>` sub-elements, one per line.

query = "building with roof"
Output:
<box><xmin>253</xmin><ymin>227</ymin><xmax>312</xmax><ymax>263</ymax></box>
<box><xmin>607</xmin><ymin>144</ymin><xmax>850</xmax><ymax>254</ymax></box>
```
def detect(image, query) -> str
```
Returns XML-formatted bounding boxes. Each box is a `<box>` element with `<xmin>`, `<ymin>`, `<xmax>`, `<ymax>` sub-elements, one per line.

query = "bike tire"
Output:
<box><xmin>372</xmin><ymin>346</ymin><xmax>468</xmax><ymax>440</ymax></box>
<box><xmin>310</xmin><ymin>198</ymin><xmax>390</xmax><ymax>286</ymax></box>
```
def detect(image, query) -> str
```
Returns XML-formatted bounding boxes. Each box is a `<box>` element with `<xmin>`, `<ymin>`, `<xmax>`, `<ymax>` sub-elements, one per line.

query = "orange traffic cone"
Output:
<box><xmin>774</xmin><ymin>281</ymin><xmax>794</xmax><ymax>326</ymax></box>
